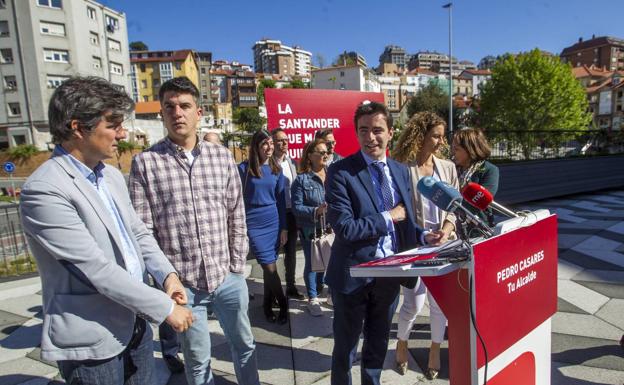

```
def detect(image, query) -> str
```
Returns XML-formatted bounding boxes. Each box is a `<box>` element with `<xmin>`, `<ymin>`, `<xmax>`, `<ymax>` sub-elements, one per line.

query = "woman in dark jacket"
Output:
<box><xmin>452</xmin><ymin>128</ymin><xmax>500</xmax><ymax>231</ymax></box>
<box><xmin>291</xmin><ymin>138</ymin><xmax>329</xmax><ymax>317</ymax></box>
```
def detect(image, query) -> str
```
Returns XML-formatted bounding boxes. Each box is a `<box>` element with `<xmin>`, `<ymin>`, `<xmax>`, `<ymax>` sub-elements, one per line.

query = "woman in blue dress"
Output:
<box><xmin>239</xmin><ymin>130</ymin><xmax>288</xmax><ymax>324</ymax></box>
<box><xmin>291</xmin><ymin>138</ymin><xmax>329</xmax><ymax>317</ymax></box>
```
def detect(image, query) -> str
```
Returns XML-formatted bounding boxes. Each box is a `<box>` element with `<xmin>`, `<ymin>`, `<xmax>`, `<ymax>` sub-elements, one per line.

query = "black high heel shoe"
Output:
<box><xmin>263</xmin><ymin>299</ymin><xmax>277</xmax><ymax>323</ymax></box>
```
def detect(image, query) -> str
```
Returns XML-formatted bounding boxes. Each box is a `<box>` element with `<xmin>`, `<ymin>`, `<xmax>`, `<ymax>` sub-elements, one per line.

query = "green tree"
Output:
<box><xmin>478</xmin><ymin>48</ymin><xmax>591</xmax><ymax>159</ymax></box>
<box><xmin>129</xmin><ymin>41</ymin><xmax>148</xmax><ymax>51</ymax></box>
<box><xmin>233</xmin><ymin>107</ymin><xmax>266</xmax><ymax>134</ymax></box>
<box><xmin>257</xmin><ymin>79</ymin><xmax>276</xmax><ymax>105</ymax></box>
<box><xmin>289</xmin><ymin>79</ymin><xmax>308</xmax><ymax>89</ymax></box>
<box><xmin>333</xmin><ymin>51</ymin><xmax>358</xmax><ymax>66</ymax></box>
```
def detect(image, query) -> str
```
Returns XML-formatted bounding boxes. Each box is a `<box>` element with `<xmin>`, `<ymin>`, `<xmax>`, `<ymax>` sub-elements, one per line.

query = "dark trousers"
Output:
<box><xmin>282</xmin><ymin>211</ymin><xmax>298</xmax><ymax>289</ymax></box>
<box><xmin>330</xmin><ymin>280</ymin><xmax>400</xmax><ymax>385</ymax></box>
<box><xmin>58</xmin><ymin>318</ymin><xmax>153</xmax><ymax>385</ymax></box>
<box><xmin>159</xmin><ymin>322</ymin><xmax>179</xmax><ymax>357</ymax></box>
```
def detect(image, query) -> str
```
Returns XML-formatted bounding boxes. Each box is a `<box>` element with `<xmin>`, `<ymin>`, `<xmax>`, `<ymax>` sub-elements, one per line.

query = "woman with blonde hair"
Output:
<box><xmin>392</xmin><ymin>111</ymin><xmax>458</xmax><ymax>380</ymax></box>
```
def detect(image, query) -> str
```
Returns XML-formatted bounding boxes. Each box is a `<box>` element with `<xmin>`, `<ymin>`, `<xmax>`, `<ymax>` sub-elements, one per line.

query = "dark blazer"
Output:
<box><xmin>464</xmin><ymin>160</ymin><xmax>500</xmax><ymax>226</ymax></box>
<box><xmin>325</xmin><ymin>152</ymin><xmax>423</xmax><ymax>294</ymax></box>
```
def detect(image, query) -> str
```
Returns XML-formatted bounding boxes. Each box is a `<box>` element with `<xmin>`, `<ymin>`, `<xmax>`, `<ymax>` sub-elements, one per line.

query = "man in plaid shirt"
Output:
<box><xmin>129</xmin><ymin>77</ymin><xmax>259</xmax><ymax>385</ymax></box>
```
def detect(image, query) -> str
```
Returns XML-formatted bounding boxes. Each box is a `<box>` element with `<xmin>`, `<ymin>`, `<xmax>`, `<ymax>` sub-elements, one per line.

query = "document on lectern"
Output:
<box><xmin>349</xmin><ymin>240</ymin><xmax>464</xmax><ymax>278</ymax></box>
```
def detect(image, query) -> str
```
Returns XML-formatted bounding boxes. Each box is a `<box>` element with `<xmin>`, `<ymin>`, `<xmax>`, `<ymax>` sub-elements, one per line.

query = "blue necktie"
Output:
<box><xmin>372</xmin><ymin>161</ymin><xmax>393</xmax><ymax>211</ymax></box>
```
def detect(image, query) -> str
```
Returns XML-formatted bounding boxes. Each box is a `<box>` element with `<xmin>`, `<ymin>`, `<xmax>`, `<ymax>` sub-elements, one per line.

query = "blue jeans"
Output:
<box><xmin>300</xmin><ymin>235</ymin><xmax>325</xmax><ymax>298</ymax></box>
<box><xmin>180</xmin><ymin>273</ymin><xmax>259</xmax><ymax>385</ymax></box>
<box><xmin>58</xmin><ymin>318</ymin><xmax>154</xmax><ymax>385</ymax></box>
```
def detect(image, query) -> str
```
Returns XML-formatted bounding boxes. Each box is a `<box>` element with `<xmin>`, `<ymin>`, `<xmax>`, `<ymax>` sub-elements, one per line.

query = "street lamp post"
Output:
<box><xmin>443</xmin><ymin>2</ymin><xmax>453</xmax><ymax>136</ymax></box>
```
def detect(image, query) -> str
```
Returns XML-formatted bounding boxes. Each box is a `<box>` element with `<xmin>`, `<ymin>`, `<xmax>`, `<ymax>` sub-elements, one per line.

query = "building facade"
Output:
<box><xmin>561</xmin><ymin>36</ymin><xmax>624</xmax><ymax>72</ymax></box>
<box><xmin>311</xmin><ymin>65</ymin><xmax>380</xmax><ymax>93</ymax></box>
<box><xmin>129</xmin><ymin>49</ymin><xmax>199</xmax><ymax>103</ymax></box>
<box><xmin>196</xmin><ymin>51</ymin><xmax>212</xmax><ymax>111</ymax></box>
<box><xmin>378</xmin><ymin>45</ymin><xmax>409</xmax><ymax>68</ymax></box>
<box><xmin>0</xmin><ymin>0</ymin><xmax>130</xmax><ymax>149</ymax></box>
<box><xmin>252</xmin><ymin>38</ymin><xmax>311</xmax><ymax>77</ymax></box>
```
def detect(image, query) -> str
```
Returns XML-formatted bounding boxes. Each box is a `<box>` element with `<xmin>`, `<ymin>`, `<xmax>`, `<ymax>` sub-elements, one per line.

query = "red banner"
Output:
<box><xmin>265</xmin><ymin>88</ymin><xmax>385</xmax><ymax>160</ymax></box>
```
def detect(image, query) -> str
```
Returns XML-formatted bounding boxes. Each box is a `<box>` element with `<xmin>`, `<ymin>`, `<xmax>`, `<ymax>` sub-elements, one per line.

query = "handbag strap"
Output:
<box><xmin>312</xmin><ymin>211</ymin><xmax>327</xmax><ymax>240</ymax></box>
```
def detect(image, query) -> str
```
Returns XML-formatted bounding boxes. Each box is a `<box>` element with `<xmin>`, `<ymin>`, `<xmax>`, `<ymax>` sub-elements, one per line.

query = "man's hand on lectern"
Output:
<box><xmin>425</xmin><ymin>229</ymin><xmax>448</xmax><ymax>246</ymax></box>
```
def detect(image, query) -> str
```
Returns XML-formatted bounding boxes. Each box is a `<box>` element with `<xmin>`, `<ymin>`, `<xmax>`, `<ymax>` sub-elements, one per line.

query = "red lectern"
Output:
<box><xmin>351</xmin><ymin>214</ymin><xmax>558</xmax><ymax>385</ymax></box>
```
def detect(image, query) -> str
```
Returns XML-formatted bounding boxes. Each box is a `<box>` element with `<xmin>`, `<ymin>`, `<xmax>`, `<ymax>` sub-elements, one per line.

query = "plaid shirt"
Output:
<box><xmin>129</xmin><ymin>137</ymin><xmax>248</xmax><ymax>292</ymax></box>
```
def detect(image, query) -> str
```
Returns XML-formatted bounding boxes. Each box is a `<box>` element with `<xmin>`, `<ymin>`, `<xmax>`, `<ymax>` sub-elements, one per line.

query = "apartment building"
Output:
<box><xmin>209</xmin><ymin>60</ymin><xmax>257</xmax><ymax>108</ymax></box>
<box><xmin>311</xmin><ymin>65</ymin><xmax>380</xmax><ymax>93</ymax></box>
<box><xmin>252</xmin><ymin>38</ymin><xmax>312</xmax><ymax>77</ymax></box>
<box><xmin>408</xmin><ymin>51</ymin><xmax>475</xmax><ymax>76</ymax></box>
<box><xmin>0</xmin><ymin>0</ymin><xmax>130</xmax><ymax>149</ymax></box>
<box><xmin>129</xmin><ymin>49</ymin><xmax>199</xmax><ymax>103</ymax></box>
<box><xmin>379</xmin><ymin>45</ymin><xmax>409</xmax><ymax>68</ymax></box>
<box><xmin>196</xmin><ymin>51</ymin><xmax>212</xmax><ymax>111</ymax></box>
<box><xmin>573</xmin><ymin>65</ymin><xmax>624</xmax><ymax>130</ymax></box>
<box><xmin>561</xmin><ymin>35</ymin><xmax>624</xmax><ymax>72</ymax></box>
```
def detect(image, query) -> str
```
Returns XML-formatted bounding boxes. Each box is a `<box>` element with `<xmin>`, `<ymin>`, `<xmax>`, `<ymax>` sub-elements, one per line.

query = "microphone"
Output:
<box><xmin>417</xmin><ymin>177</ymin><xmax>494</xmax><ymax>239</ymax></box>
<box><xmin>461</xmin><ymin>182</ymin><xmax>519</xmax><ymax>218</ymax></box>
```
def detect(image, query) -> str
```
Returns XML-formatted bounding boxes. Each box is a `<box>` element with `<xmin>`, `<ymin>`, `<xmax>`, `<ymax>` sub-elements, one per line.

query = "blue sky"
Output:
<box><xmin>100</xmin><ymin>0</ymin><xmax>624</xmax><ymax>67</ymax></box>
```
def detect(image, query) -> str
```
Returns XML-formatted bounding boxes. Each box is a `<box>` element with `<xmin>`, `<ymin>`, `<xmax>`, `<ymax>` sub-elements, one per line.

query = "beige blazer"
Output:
<box><xmin>406</xmin><ymin>155</ymin><xmax>459</xmax><ymax>232</ymax></box>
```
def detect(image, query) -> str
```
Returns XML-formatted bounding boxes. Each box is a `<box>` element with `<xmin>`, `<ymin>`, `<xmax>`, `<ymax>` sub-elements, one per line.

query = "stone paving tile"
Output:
<box><xmin>576</xmin><ymin>281</ymin><xmax>624</xmax><ymax>300</ymax></box>
<box><xmin>573</xmin><ymin>268</ymin><xmax>624</xmax><ymax>284</ymax></box>
<box><xmin>572</xmin><ymin>248</ymin><xmax>624</xmax><ymax>269</ymax></box>
<box><xmin>560</xmin><ymin>249</ymin><xmax>624</xmax><ymax>271</ymax></box>
<box><xmin>25</xmin><ymin>347</ymin><xmax>56</xmax><ymax>369</ymax></box>
<box><xmin>595</xmin><ymin>299</ymin><xmax>624</xmax><ymax>331</ymax></box>
<box><xmin>570</xmin><ymin>201</ymin><xmax>613</xmax><ymax>213</ymax></box>
<box><xmin>552</xmin><ymin>361</ymin><xmax>624</xmax><ymax>385</ymax></box>
<box><xmin>292</xmin><ymin>336</ymin><xmax>333</xmax><ymax>385</ymax></box>
<box><xmin>0</xmin><ymin>357</ymin><xmax>56</xmax><ymax>385</ymax></box>
<box><xmin>557</xmin><ymin>279</ymin><xmax>609</xmax><ymax>315</ymax></box>
<box><xmin>0</xmin><ymin>318</ymin><xmax>42</xmax><ymax>364</ymax></box>
<box><xmin>552</xmin><ymin>312</ymin><xmax>622</xmax><ymax>341</ymax></box>
<box><xmin>212</xmin><ymin>342</ymin><xmax>294</xmax><ymax>385</ymax></box>
<box><xmin>607</xmin><ymin>221</ymin><xmax>624</xmax><ymax>235</ymax></box>
<box><xmin>550</xmin><ymin>208</ymin><xmax>586</xmax><ymax>223</ymax></box>
<box><xmin>289</xmin><ymin>300</ymin><xmax>333</xmax><ymax>349</ymax></box>
<box><xmin>595</xmin><ymin>230</ymin><xmax>624</xmax><ymax>244</ymax></box>
<box><xmin>0</xmin><ymin>294</ymin><xmax>42</xmax><ymax>320</ymax></box>
<box><xmin>574</xmin><ymin>236</ymin><xmax>622</xmax><ymax>252</ymax></box>
<box><xmin>557</xmin><ymin>234</ymin><xmax>593</xmax><ymax>249</ymax></box>
<box><xmin>586</xmin><ymin>195</ymin><xmax>624</xmax><ymax>205</ymax></box>
<box><xmin>557</xmin><ymin>259</ymin><xmax>585</xmax><ymax>279</ymax></box>
<box><xmin>0</xmin><ymin>279</ymin><xmax>41</xmax><ymax>302</ymax></box>
<box><xmin>551</xmin><ymin>333</ymin><xmax>624</xmax><ymax>371</ymax></box>
<box><xmin>557</xmin><ymin>298</ymin><xmax>588</xmax><ymax>314</ymax></box>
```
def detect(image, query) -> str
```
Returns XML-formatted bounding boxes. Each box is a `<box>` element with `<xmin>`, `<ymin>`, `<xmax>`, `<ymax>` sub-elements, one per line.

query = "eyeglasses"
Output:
<box><xmin>314</xmin><ymin>151</ymin><xmax>329</xmax><ymax>156</ymax></box>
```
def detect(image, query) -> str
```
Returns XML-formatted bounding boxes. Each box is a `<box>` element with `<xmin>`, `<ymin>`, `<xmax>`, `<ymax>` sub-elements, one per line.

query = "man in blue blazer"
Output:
<box><xmin>326</xmin><ymin>101</ymin><xmax>437</xmax><ymax>385</ymax></box>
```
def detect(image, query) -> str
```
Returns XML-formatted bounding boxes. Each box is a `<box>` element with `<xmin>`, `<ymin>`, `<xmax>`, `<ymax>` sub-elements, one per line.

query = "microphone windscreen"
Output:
<box><xmin>418</xmin><ymin>177</ymin><xmax>462</xmax><ymax>211</ymax></box>
<box><xmin>461</xmin><ymin>182</ymin><xmax>493</xmax><ymax>211</ymax></box>
<box><xmin>416</xmin><ymin>176</ymin><xmax>437</xmax><ymax>201</ymax></box>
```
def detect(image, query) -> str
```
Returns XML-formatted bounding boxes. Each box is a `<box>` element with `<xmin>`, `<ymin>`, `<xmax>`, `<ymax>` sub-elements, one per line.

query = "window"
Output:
<box><xmin>201</xmin><ymin>67</ymin><xmax>206</xmax><ymax>75</ymax></box>
<box><xmin>0</xmin><ymin>21</ymin><xmax>8</xmax><ymax>37</ymax></box>
<box><xmin>3</xmin><ymin>75</ymin><xmax>16</xmax><ymax>90</ymax></box>
<box><xmin>40</xmin><ymin>21</ymin><xmax>65</xmax><ymax>36</ymax></box>
<box><xmin>108</xmin><ymin>38</ymin><xmax>121</xmax><ymax>51</ymax></box>
<box><xmin>201</xmin><ymin>80</ymin><xmax>206</xmax><ymax>87</ymax></box>
<box><xmin>202</xmin><ymin>94</ymin><xmax>207</xmax><ymax>100</ymax></box>
<box><xmin>143</xmin><ymin>96</ymin><xmax>149</xmax><ymax>102</ymax></box>
<box><xmin>105</xmin><ymin>15</ymin><xmax>118</xmax><ymax>31</ymax></box>
<box><xmin>43</xmin><ymin>49</ymin><xmax>69</xmax><ymax>63</ymax></box>
<box><xmin>175</xmin><ymin>62</ymin><xmax>181</xmax><ymax>71</ymax></box>
<box><xmin>89</xmin><ymin>31</ymin><xmax>99</xmax><ymax>45</ymax></box>
<box><xmin>140</xmin><ymin>63</ymin><xmax>145</xmax><ymax>72</ymax></box>
<box><xmin>47</xmin><ymin>75</ymin><xmax>69</xmax><ymax>88</ymax></box>
<box><xmin>1</xmin><ymin>48</ymin><xmax>13</xmax><ymax>63</ymax></box>
<box><xmin>87</xmin><ymin>6</ymin><xmax>96</xmax><ymax>20</ymax></box>
<box><xmin>152</xmin><ymin>78</ymin><xmax>160</xmax><ymax>87</ymax></box>
<box><xmin>7</xmin><ymin>102</ymin><xmax>20</xmax><ymax>116</ymax></box>
<box><xmin>92</xmin><ymin>56</ymin><xmax>101</xmax><ymax>69</ymax></box>
<box><xmin>0</xmin><ymin>0</ymin><xmax>5</xmax><ymax>8</ymax></box>
<box><xmin>340</xmin><ymin>71</ymin><xmax>345</xmax><ymax>77</ymax></box>
<box><xmin>38</xmin><ymin>0</ymin><xmax>62</xmax><ymax>9</ymax></box>
<box><xmin>160</xmin><ymin>62</ymin><xmax>173</xmax><ymax>82</ymax></box>
<box><xmin>110</xmin><ymin>61</ymin><xmax>123</xmax><ymax>75</ymax></box>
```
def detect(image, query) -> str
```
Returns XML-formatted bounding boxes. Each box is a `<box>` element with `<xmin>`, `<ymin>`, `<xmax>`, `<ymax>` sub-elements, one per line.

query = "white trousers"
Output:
<box><xmin>397</xmin><ymin>278</ymin><xmax>447</xmax><ymax>343</ymax></box>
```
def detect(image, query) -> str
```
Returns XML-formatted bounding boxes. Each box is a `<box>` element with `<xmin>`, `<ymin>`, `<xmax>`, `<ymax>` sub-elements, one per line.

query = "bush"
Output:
<box><xmin>116</xmin><ymin>140</ymin><xmax>137</xmax><ymax>156</ymax></box>
<box><xmin>7</xmin><ymin>144</ymin><xmax>39</xmax><ymax>161</ymax></box>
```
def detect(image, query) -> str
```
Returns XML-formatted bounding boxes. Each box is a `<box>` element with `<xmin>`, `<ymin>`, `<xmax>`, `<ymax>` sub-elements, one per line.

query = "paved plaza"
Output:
<box><xmin>0</xmin><ymin>188</ymin><xmax>623</xmax><ymax>385</ymax></box>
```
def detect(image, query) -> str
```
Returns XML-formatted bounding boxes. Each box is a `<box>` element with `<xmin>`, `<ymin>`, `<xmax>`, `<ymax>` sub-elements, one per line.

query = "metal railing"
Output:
<box><xmin>486</xmin><ymin>129</ymin><xmax>624</xmax><ymax>161</ymax></box>
<box><xmin>0</xmin><ymin>203</ymin><xmax>36</xmax><ymax>277</ymax></box>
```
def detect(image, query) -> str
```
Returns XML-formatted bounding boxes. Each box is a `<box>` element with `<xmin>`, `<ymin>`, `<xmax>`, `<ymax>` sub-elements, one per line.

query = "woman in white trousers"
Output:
<box><xmin>392</xmin><ymin>111</ymin><xmax>458</xmax><ymax>380</ymax></box>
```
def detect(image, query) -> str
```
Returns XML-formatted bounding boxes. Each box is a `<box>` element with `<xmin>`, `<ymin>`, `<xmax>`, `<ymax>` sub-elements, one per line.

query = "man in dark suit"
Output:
<box><xmin>325</xmin><ymin>101</ymin><xmax>440</xmax><ymax>385</ymax></box>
